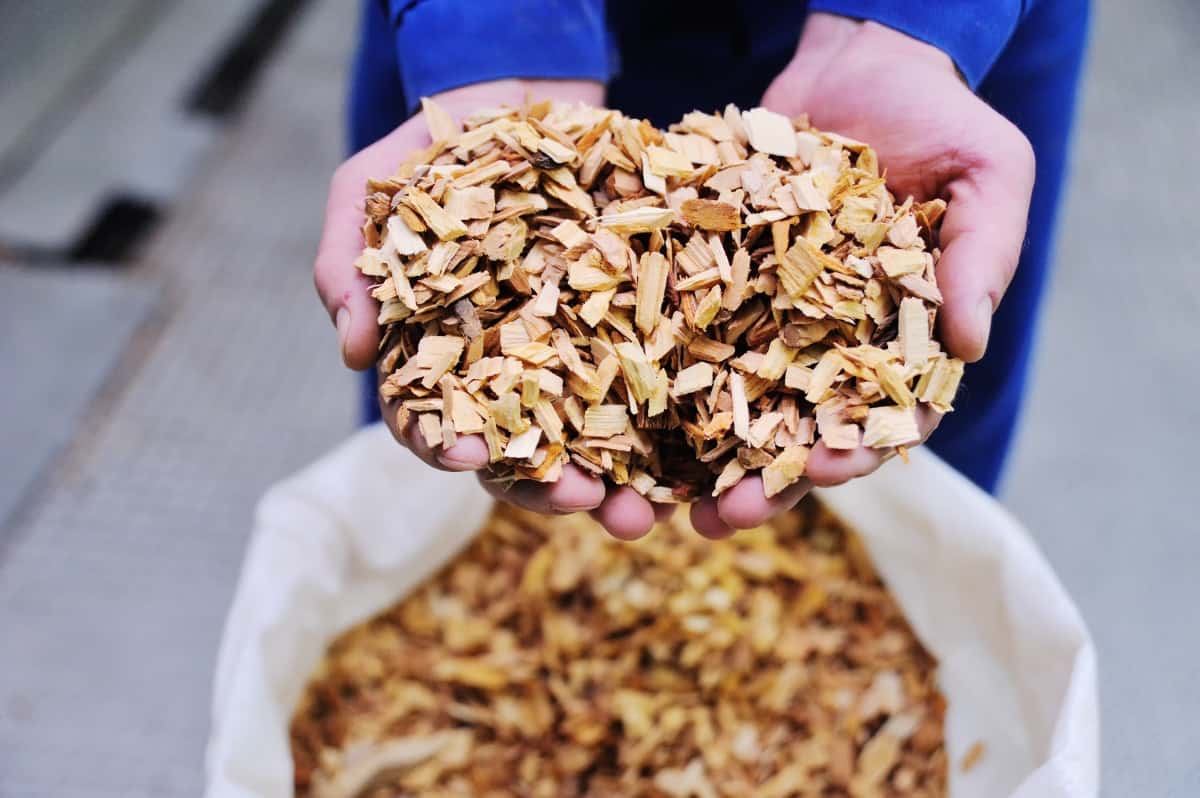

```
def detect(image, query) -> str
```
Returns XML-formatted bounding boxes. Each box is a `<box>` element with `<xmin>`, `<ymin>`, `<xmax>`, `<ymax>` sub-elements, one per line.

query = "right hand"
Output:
<box><xmin>313</xmin><ymin>79</ymin><xmax>673</xmax><ymax>540</ymax></box>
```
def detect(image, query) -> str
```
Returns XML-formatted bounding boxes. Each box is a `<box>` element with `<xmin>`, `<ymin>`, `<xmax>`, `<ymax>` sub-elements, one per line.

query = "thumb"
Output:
<box><xmin>935</xmin><ymin>131</ymin><xmax>1035</xmax><ymax>362</ymax></box>
<box><xmin>314</xmin><ymin>166</ymin><xmax>382</xmax><ymax>370</ymax></box>
<box><xmin>314</xmin><ymin>122</ymin><xmax>430</xmax><ymax>370</ymax></box>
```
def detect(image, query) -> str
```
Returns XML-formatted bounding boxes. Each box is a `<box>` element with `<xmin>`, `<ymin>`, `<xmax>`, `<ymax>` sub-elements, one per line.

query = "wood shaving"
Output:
<box><xmin>360</xmin><ymin>99</ymin><xmax>964</xmax><ymax>500</ymax></box>
<box><xmin>961</xmin><ymin>740</ymin><xmax>986</xmax><ymax>773</ymax></box>
<box><xmin>291</xmin><ymin>498</ymin><xmax>948</xmax><ymax>796</ymax></box>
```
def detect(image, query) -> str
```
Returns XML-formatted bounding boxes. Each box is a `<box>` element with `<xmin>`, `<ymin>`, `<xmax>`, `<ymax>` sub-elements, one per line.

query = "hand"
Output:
<box><xmin>314</xmin><ymin>78</ymin><xmax>673</xmax><ymax>539</ymax></box>
<box><xmin>688</xmin><ymin>14</ymin><xmax>1034</xmax><ymax>538</ymax></box>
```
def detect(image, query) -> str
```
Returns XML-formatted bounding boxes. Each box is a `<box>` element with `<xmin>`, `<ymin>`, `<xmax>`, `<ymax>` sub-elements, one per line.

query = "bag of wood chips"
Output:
<box><xmin>204</xmin><ymin>424</ymin><xmax>1096</xmax><ymax>798</ymax></box>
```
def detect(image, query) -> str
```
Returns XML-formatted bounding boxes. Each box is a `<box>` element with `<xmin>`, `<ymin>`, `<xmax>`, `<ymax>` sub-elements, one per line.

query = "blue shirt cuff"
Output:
<box><xmin>808</xmin><ymin>0</ymin><xmax>1025</xmax><ymax>89</ymax></box>
<box><xmin>391</xmin><ymin>0</ymin><xmax>614</xmax><ymax>115</ymax></box>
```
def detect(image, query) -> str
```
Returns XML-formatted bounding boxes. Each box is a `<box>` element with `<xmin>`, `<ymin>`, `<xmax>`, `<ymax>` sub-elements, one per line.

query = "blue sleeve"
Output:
<box><xmin>388</xmin><ymin>0</ymin><xmax>614</xmax><ymax>114</ymax></box>
<box><xmin>808</xmin><ymin>0</ymin><xmax>1030</xmax><ymax>89</ymax></box>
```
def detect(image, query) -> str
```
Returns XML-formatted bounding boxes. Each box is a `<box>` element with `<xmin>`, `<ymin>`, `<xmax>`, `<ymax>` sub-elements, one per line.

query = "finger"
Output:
<box><xmin>314</xmin><ymin>126</ymin><xmax>431</xmax><ymax>370</ymax></box>
<box><xmin>806</xmin><ymin>405</ymin><xmax>941</xmax><ymax>487</ymax></box>
<box><xmin>690</xmin><ymin>499</ymin><xmax>735</xmax><ymax>539</ymax></box>
<box><xmin>590</xmin><ymin>486</ymin><xmax>657</xmax><ymax>540</ymax></box>
<box><xmin>716</xmin><ymin>474</ymin><xmax>811</xmax><ymax>530</ymax></box>
<box><xmin>314</xmin><ymin>169</ymin><xmax>384</xmax><ymax>370</ymax></box>
<box><xmin>478</xmin><ymin>464</ymin><xmax>605</xmax><ymax>515</ymax></box>
<box><xmin>804</xmin><ymin>443</ymin><xmax>883</xmax><ymax>488</ymax></box>
<box><xmin>936</xmin><ymin>125</ymin><xmax>1035</xmax><ymax>362</ymax></box>
<box><xmin>389</xmin><ymin>409</ymin><xmax>490</xmax><ymax>472</ymax></box>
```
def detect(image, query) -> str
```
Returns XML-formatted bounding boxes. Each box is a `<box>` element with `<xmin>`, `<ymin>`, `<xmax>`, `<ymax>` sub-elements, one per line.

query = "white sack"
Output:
<box><xmin>205</xmin><ymin>424</ymin><xmax>1098</xmax><ymax>797</ymax></box>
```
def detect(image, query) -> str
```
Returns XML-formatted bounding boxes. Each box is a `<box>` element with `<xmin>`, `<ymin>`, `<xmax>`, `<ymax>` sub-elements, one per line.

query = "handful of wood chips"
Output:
<box><xmin>358</xmin><ymin>100</ymin><xmax>963</xmax><ymax>499</ymax></box>
<box><xmin>291</xmin><ymin>499</ymin><xmax>947</xmax><ymax>797</ymax></box>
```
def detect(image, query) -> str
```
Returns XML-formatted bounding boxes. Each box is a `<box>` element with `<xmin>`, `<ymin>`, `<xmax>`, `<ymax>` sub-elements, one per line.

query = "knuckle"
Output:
<box><xmin>328</xmin><ymin>161</ymin><xmax>354</xmax><ymax>195</ymax></box>
<box><xmin>999</xmin><ymin>121</ymin><xmax>1036</xmax><ymax>181</ymax></box>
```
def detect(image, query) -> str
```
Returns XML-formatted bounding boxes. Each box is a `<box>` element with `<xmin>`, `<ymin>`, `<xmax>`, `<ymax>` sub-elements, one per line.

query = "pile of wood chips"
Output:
<box><xmin>291</xmin><ymin>499</ymin><xmax>947</xmax><ymax>797</ymax></box>
<box><xmin>358</xmin><ymin>99</ymin><xmax>964</xmax><ymax>500</ymax></box>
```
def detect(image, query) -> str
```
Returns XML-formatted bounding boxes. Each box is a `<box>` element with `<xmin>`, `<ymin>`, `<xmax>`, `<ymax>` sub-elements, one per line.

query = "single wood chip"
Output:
<box><xmin>961</xmin><ymin>740</ymin><xmax>986</xmax><ymax>773</ymax></box>
<box><xmin>742</xmin><ymin>107</ymin><xmax>798</xmax><ymax>157</ymax></box>
<box><xmin>681</xmin><ymin>198</ymin><xmax>741</xmax><ymax>231</ymax></box>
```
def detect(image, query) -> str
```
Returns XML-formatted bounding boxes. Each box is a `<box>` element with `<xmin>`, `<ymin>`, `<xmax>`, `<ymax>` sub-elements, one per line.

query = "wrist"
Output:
<box><xmin>792</xmin><ymin>12</ymin><xmax>956</xmax><ymax>77</ymax></box>
<box><xmin>431</xmin><ymin>79</ymin><xmax>605</xmax><ymax>117</ymax></box>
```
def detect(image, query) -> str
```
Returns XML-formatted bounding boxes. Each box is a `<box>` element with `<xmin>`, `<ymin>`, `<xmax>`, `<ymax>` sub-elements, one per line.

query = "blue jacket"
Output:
<box><xmin>386</xmin><ymin>0</ymin><xmax>1044</xmax><ymax>109</ymax></box>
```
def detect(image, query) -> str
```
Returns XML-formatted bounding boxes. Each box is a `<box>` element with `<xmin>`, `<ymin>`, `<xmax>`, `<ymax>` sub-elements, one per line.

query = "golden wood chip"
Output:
<box><xmin>291</xmin><ymin>499</ymin><xmax>948</xmax><ymax>796</ymax></box>
<box><xmin>362</xmin><ymin>99</ymin><xmax>964</xmax><ymax>500</ymax></box>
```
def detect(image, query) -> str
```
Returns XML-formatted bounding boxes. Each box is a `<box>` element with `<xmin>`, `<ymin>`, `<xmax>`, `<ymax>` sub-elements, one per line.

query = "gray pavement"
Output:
<box><xmin>0</xmin><ymin>0</ymin><xmax>263</xmax><ymax>253</ymax></box>
<box><xmin>0</xmin><ymin>2</ymin><xmax>357</xmax><ymax>795</ymax></box>
<box><xmin>0</xmin><ymin>0</ymin><xmax>1197</xmax><ymax>795</ymax></box>
<box><xmin>0</xmin><ymin>264</ymin><xmax>159</xmax><ymax>534</ymax></box>
<box><xmin>1004</xmin><ymin>1</ymin><xmax>1200</xmax><ymax>794</ymax></box>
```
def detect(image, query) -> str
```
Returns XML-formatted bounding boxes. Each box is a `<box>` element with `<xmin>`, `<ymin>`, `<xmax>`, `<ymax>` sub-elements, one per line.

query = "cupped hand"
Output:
<box><xmin>313</xmin><ymin>78</ymin><xmax>671</xmax><ymax>539</ymax></box>
<box><xmin>690</xmin><ymin>14</ymin><xmax>1034</xmax><ymax>538</ymax></box>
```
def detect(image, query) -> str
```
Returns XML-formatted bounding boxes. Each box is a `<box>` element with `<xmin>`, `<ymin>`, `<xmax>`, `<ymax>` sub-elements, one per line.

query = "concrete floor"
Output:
<box><xmin>0</xmin><ymin>0</ymin><xmax>1197</xmax><ymax>795</ymax></box>
<box><xmin>1002</xmin><ymin>0</ymin><xmax>1200</xmax><ymax>792</ymax></box>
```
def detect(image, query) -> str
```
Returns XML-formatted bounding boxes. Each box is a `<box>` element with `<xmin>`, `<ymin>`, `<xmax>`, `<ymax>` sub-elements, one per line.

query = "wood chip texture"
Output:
<box><xmin>291</xmin><ymin>498</ymin><xmax>948</xmax><ymax>797</ymax></box>
<box><xmin>360</xmin><ymin>99</ymin><xmax>964</xmax><ymax>499</ymax></box>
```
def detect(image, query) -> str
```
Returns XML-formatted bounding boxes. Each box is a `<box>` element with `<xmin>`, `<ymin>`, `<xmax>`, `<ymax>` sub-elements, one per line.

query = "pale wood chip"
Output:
<box><xmin>646</xmin><ymin>145</ymin><xmax>695</xmax><ymax>178</ymax></box>
<box><xmin>615</xmin><ymin>341</ymin><xmax>657</xmax><ymax>405</ymax></box>
<box><xmin>405</xmin><ymin>188</ymin><xmax>468</xmax><ymax>240</ymax></box>
<box><xmin>582</xmin><ymin>404</ymin><xmax>628</xmax><ymax>438</ymax></box>
<box><xmin>742</xmin><ymin>107</ymin><xmax>798</xmax><ymax>157</ymax></box>
<box><xmin>634</xmin><ymin>252</ymin><xmax>670</xmax><ymax>335</ymax></box>
<box><xmin>863</xmin><ymin>406</ymin><xmax>921</xmax><ymax>447</ymax></box>
<box><xmin>877</xmin><ymin>246</ymin><xmax>929</xmax><ymax>277</ymax></box>
<box><xmin>504</xmin><ymin>425</ymin><xmax>543</xmax><ymax>460</ymax></box>
<box><xmin>762</xmin><ymin>445</ymin><xmax>810</xmax><ymax>497</ymax></box>
<box><xmin>442</xmin><ymin>185</ymin><xmax>495</xmax><ymax>221</ymax></box>
<box><xmin>730</xmin><ymin>371</ymin><xmax>751</xmax><ymax>441</ymax></box>
<box><xmin>599</xmin><ymin>206</ymin><xmax>676</xmax><ymax>234</ymax></box>
<box><xmin>899</xmin><ymin>297</ymin><xmax>930</xmax><ymax>368</ymax></box>
<box><xmin>672</xmin><ymin>362</ymin><xmax>714</xmax><ymax>396</ymax></box>
<box><xmin>420</xmin><ymin>96</ymin><xmax>460</xmax><ymax>143</ymax></box>
<box><xmin>788</xmin><ymin>173</ymin><xmax>830</xmax><ymax>212</ymax></box>
<box><xmin>385</xmin><ymin>215</ymin><xmax>428</xmax><ymax>256</ymax></box>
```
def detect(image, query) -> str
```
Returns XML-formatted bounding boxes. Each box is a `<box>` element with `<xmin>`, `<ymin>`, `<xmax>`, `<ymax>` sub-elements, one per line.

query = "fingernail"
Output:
<box><xmin>436</xmin><ymin>452</ymin><xmax>483</xmax><ymax>471</ymax></box>
<box><xmin>335</xmin><ymin>307</ymin><xmax>350</xmax><ymax>357</ymax></box>
<box><xmin>975</xmin><ymin>297</ymin><xmax>993</xmax><ymax>351</ymax></box>
<box><xmin>549</xmin><ymin>500</ymin><xmax>596</xmax><ymax>514</ymax></box>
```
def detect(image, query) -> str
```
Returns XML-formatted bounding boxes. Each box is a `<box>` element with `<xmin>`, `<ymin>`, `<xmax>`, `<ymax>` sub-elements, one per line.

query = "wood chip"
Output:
<box><xmin>356</xmin><ymin>100</ymin><xmax>961</xmax><ymax>497</ymax></box>
<box><xmin>762</xmin><ymin>445</ymin><xmax>810</xmax><ymax>497</ymax></box>
<box><xmin>442</xmin><ymin>185</ymin><xmax>494</xmax><ymax>221</ymax></box>
<box><xmin>635</xmin><ymin>252</ymin><xmax>669</xmax><ymax>335</ymax></box>
<box><xmin>420</xmin><ymin>96</ymin><xmax>459</xmax><ymax>143</ymax></box>
<box><xmin>877</xmin><ymin>246</ymin><xmax>928</xmax><ymax>277</ymax></box>
<box><xmin>582</xmin><ymin>404</ymin><xmax>628</xmax><ymax>438</ymax></box>
<box><xmin>961</xmin><ymin>740</ymin><xmax>986</xmax><ymax>773</ymax></box>
<box><xmin>863</xmin><ymin>406</ymin><xmax>921</xmax><ymax>447</ymax></box>
<box><xmin>504</xmin><ymin>425</ymin><xmax>542</xmax><ymax>460</ymax></box>
<box><xmin>899</xmin><ymin>297</ymin><xmax>930</xmax><ymax>368</ymax></box>
<box><xmin>291</xmin><ymin>498</ymin><xmax>948</xmax><ymax>796</ymax></box>
<box><xmin>404</xmin><ymin>188</ymin><xmax>468</xmax><ymax>241</ymax></box>
<box><xmin>680</xmin><ymin>198</ymin><xmax>741</xmax><ymax>231</ymax></box>
<box><xmin>742</xmin><ymin>107</ymin><xmax>798</xmax><ymax>157</ymax></box>
<box><xmin>672</xmin><ymin>362</ymin><xmax>714</xmax><ymax>396</ymax></box>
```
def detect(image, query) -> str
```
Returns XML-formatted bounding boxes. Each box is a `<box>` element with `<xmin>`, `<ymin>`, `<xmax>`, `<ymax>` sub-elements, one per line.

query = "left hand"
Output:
<box><xmin>314</xmin><ymin>78</ymin><xmax>676</xmax><ymax>540</ymax></box>
<box><xmin>689</xmin><ymin>13</ymin><xmax>1035</xmax><ymax>538</ymax></box>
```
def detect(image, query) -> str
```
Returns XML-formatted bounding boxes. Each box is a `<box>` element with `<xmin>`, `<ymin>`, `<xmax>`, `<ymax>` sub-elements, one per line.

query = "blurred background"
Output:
<box><xmin>0</xmin><ymin>0</ymin><xmax>1196</xmax><ymax>795</ymax></box>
